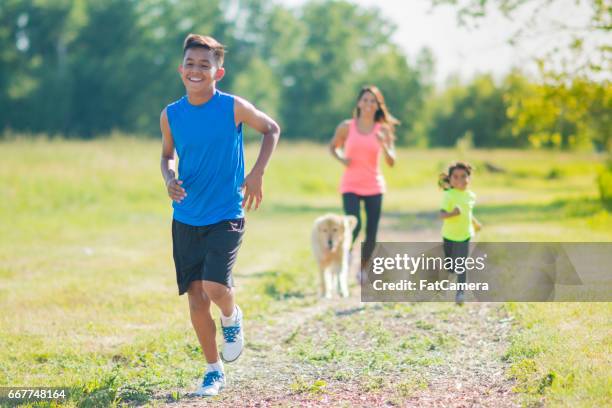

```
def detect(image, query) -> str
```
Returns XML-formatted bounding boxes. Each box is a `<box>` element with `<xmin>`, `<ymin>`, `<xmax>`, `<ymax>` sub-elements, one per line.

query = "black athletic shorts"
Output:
<box><xmin>172</xmin><ymin>218</ymin><xmax>245</xmax><ymax>295</ymax></box>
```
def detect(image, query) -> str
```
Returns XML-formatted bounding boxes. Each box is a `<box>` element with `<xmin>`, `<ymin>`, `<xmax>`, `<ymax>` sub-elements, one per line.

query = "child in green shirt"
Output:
<box><xmin>439</xmin><ymin>162</ymin><xmax>482</xmax><ymax>305</ymax></box>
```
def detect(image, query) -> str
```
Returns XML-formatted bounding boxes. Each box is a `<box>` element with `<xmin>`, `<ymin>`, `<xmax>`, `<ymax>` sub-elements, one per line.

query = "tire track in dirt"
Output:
<box><xmin>154</xmin><ymin>211</ymin><xmax>519</xmax><ymax>407</ymax></box>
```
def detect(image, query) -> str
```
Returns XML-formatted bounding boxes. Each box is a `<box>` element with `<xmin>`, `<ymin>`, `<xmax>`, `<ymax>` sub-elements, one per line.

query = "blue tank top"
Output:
<box><xmin>166</xmin><ymin>90</ymin><xmax>244</xmax><ymax>226</ymax></box>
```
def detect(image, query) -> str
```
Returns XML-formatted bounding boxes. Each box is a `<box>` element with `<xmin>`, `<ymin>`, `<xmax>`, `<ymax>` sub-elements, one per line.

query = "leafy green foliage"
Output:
<box><xmin>0</xmin><ymin>0</ymin><xmax>607</xmax><ymax>151</ymax></box>
<box><xmin>0</xmin><ymin>0</ymin><xmax>430</xmax><ymax>142</ymax></box>
<box><xmin>598</xmin><ymin>159</ymin><xmax>612</xmax><ymax>208</ymax></box>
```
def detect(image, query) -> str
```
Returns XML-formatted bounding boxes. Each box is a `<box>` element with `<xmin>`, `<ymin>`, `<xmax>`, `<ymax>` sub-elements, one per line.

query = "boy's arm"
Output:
<box><xmin>234</xmin><ymin>96</ymin><xmax>281</xmax><ymax>211</ymax></box>
<box><xmin>160</xmin><ymin>108</ymin><xmax>186</xmax><ymax>203</ymax></box>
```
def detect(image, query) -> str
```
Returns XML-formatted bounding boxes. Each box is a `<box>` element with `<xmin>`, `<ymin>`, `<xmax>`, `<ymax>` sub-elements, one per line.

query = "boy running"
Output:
<box><xmin>160</xmin><ymin>34</ymin><xmax>280</xmax><ymax>397</ymax></box>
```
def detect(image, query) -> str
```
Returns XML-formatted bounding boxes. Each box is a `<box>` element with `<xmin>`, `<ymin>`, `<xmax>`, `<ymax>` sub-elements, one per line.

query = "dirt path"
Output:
<box><xmin>154</xmin><ymin>211</ymin><xmax>519</xmax><ymax>407</ymax></box>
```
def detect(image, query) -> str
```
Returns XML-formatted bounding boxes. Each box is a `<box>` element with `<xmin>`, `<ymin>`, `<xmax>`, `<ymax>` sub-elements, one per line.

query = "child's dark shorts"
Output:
<box><xmin>172</xmin><ymin>218</ymin><xmax>245</xmax><ymax>295</ymax></box>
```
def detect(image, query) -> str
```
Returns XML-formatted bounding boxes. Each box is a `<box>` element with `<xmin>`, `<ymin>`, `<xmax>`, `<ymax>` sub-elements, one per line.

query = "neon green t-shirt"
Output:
<box><xmin>441</xmin><ymin>188</ymin><xmax>476</xmax><ymax>241</ymax></box>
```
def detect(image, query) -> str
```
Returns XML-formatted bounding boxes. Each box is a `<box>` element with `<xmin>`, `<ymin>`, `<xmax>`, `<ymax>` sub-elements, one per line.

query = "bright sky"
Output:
<box><xmin>282</xmin><ymin>0</ymin><xmax>598</xmax><ymax>85</ymax></box>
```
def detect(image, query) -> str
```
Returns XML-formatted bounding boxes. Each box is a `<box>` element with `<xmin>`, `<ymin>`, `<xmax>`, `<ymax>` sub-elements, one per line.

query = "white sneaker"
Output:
<box><xmin>220</xmin><ymin>305</ymin><xmax>244</xmax><ymax>362</ymax></box>
<box><xmin>195</xmin><ymin>370</ymin><xmax>225</xmax><ymax>397</ymax></box>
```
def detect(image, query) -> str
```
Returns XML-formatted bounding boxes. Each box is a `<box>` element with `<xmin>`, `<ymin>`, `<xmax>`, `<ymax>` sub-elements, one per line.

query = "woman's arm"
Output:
<box><xmin>329</xmin><ymin>120</ymin><xmax>351</xmax><ymax>166</ymax></box>
<box><xmin>377</xmin><ymin>125</ymin><xmax>396</xmax><ymax>167</ymax></box>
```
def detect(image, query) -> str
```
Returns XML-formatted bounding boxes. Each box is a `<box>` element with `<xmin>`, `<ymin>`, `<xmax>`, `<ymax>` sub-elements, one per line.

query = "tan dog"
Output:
<box><xmin>311</xmin><ymin>213</ymin><xmax>358</xmax><ymax>298</ymax></box>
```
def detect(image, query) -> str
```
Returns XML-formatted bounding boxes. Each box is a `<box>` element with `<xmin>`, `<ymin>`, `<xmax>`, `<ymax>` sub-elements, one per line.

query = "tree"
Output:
<box><xmin>0</xmin><ymin>0</ymin><xmax>431</xmax><ymax>141</ymax></box>
<box><xmin>0</xmin><ymin>0</ymin><xmax>80</xmax><ymax>134</ymax></box>
<box><xmin>506</xmin><ymin>71</ymin><xmax>611</xmax><ymax>150</ymax></box>
<box><xmin>280</xmin><ymin>0</ymin><xmax>429</xmax><ymax>142</ymax></box>
<box><xmin>427</xmin><ymin>74</ymin><xmax>513</xmax><ymax>147</ymax></box>
<box><xmin>432</xmin><ymin>0</ymin><xmax>611</xmax><ymax>78</ymax></box>
<box><xmin>433</xmin><ymin>0</ymin><xmax>611</xmax><ymax>151</ymax></box>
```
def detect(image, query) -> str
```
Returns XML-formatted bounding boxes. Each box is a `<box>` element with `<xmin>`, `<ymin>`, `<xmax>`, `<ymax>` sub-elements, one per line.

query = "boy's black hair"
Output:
<box><xmin>183</xmin><ymin>34</ymin><xmax>225</xmax><ymax>66</ymax></box>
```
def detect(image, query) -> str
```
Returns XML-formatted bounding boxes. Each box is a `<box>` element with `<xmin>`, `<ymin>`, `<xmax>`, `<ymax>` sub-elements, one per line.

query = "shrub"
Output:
<box><xmin>597</xmin><ymin>158</ymin><xmax>612</xmax><ymax>210</ymax></box>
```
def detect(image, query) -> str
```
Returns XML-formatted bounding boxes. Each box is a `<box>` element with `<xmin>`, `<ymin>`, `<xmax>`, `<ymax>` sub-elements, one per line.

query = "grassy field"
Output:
<box><xmin>0</xmin><ymin>136</ymin><xmax>610</xmax><ymax>407</ymax></box>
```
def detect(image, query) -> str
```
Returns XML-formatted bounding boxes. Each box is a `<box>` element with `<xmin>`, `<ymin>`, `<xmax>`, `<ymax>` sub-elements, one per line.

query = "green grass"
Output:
<box><xmin>503</xmin><ymin>303</ymin><xmax>612</xmax><ymax>407</ymax></box>
<box><xmin>290</xmin><ymin>305</ymin><xmax>454</xmax><ymax>372</ymax></box>
<box><xmin>0</xmin><ymin>136</ymin><xmax>610</xmax><ymax>406</ymax></box>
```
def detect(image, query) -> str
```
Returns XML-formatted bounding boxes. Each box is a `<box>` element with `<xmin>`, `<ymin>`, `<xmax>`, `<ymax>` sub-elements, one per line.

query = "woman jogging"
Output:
<box><xmin>329</xmin><ymin>85</ymin><xmax>398</xmax><ymax>282</ymax></box>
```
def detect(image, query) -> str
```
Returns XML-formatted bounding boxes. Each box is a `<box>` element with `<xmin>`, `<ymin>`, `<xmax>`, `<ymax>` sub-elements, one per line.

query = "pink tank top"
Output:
<box><xmin>339</xmin><ymin>119</ymin><xmax>385</xmax><ymax>195</ymax></box>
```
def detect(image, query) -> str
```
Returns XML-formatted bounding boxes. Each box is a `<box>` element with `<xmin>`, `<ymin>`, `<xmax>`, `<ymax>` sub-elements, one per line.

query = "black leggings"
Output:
<box><xmin>342</xmin><ymin>193</ymin><xmax>383</xmax><ymax>266</ymax></box>
<box><xmin>443</xmin><ymin>238</ymin><xmax>470</xmax><ymax>285</ymax></box>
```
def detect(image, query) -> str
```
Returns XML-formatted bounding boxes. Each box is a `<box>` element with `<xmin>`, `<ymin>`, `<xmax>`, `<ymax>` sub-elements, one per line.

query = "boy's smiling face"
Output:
<box><xmin>178</xmin><ymin>47</ymin><xmax>225</xmax><ymax>93</ymax></box>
